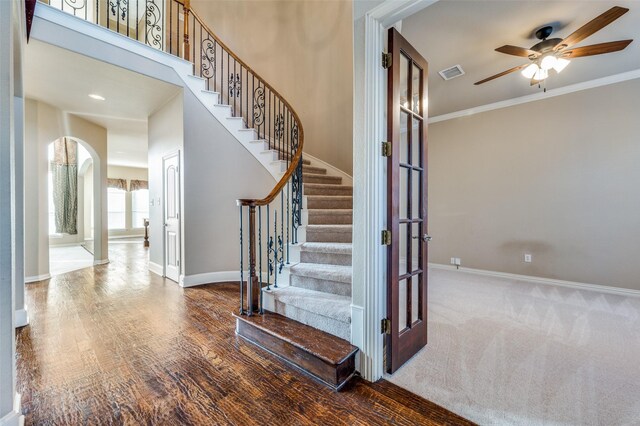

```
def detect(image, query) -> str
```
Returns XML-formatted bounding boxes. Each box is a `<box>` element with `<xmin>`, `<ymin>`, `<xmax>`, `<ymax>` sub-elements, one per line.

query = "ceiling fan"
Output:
<box><xmin>474</xmin><ymin>6</ymin><xmax>633</xmax><ymax>86</ymax></box>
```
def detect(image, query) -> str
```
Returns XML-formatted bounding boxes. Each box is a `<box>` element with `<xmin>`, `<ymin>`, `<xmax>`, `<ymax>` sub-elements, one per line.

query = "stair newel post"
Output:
<box><xmin>239</xmin><ymin>206</ymin><xmax>244</xmax><ymax>315</ymax></box>
<box><xmin>258</xmin><ymin>206</ymin><xmax>263</xmax><ymax>314</ymax></box>
<box><xmin>247</xmin><ymin>205</ymin><xmax>259</xmax><ymax>315</ymax></box>
<box><xmin>182</xmin><ymin>0</ymin><xmax>191</xmax><ymax>62</ymax></box>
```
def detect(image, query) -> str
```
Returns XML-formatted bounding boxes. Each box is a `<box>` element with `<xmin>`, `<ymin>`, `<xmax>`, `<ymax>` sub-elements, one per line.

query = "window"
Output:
<box><xmin>108</xmin><ymin>188</ymin><xmax>126</xmax><ymax>229</ymax></box>
<box><xmin>131</xmin><ymin>189</ymin><xmax>149</xmax><ymax>229</ymax></box>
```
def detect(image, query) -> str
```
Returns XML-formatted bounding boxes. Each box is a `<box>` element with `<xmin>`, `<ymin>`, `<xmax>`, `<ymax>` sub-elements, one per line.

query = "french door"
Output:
<box><xmin>386</xmin><ymin>28</ymin><xmax>430</xmax><ymax>374</ymax></box>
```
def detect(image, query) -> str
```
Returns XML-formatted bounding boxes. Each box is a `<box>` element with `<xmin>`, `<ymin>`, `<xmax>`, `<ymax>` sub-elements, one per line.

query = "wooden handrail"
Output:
<box><xmin>188</xmin><ymin>8</ymin><xmax>304</xmax><ymax>207</ymax></box>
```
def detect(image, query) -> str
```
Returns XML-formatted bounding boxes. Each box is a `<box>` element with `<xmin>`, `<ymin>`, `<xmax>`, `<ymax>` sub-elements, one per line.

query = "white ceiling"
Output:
<box><xmin>24</xmin><ymin>40</ymin><xmax>180</xmax><ymax>167</ymax></box>
<box><xmin>402</xmin><ymin>0</ymin><xmax>640</xmax><ymax>117</ymax></box>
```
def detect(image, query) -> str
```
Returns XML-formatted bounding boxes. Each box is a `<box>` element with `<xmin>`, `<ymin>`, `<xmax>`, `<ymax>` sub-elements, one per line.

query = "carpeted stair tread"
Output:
<box><xmin>265</xmin><ymin>286</ymin><xmax>351</xmax><ymax>324</ymax></box>
<box><xmin>290</xmin><ymin>263</ymin><xmax>352</xmax><ymax>284</ymax></box>
<box><xmin>307</xmin><ymin>209</ymin><xmax>353</xmax><ymax>225</ymax></box>
<box><xmin>301</xmin><ymin>243</ymin><xmax>352</xmax><ymax>255</ymax></box>
<box><xmin>304</xmin><ymin>184</ymin><xmax>353</xmax><ymax>196</ymax></box>
<box><xmin>306</xmin><ymin>195</ymin><xmax>353</xmax><ymax>210</ymax></box>
<box><xmin>303</xmin><ymin>173</ymin><xmax>342</xmax><ymax>185</ymax></box>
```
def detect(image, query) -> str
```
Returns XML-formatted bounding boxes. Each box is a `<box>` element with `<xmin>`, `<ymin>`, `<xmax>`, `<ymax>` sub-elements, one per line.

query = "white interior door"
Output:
<box><xmin>163</xmin><ymin>152</ymin><xmax>181</xmax><ymax>283</ymax></box>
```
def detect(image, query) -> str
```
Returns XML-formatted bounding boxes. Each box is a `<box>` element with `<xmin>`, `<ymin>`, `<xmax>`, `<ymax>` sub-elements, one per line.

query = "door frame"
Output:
<box><xmin>162</xmin><ymin>149</ymin><xmax>182</xmax><ymax>282</ymax></box>
<box><xmin>353</xmin><ymin>0</ymin><xmax>437</xmax><ymax>382</ymax></box>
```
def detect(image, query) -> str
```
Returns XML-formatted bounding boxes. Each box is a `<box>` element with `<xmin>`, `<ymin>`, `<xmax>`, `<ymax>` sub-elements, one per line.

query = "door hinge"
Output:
<box><xmin>382</xmin><ymin>141</ymin><xmax>392</xmax><ymax>157</ymax></box>
<box><xmin>381</xmin><ymin>230</ymin><xmax>391</xmax><ymax>245</ymax></box>
<box><xmin>381</xmin><ymin>318</ymin><xmax>391</xmax><ymax>334</ymax></box>
<box><xmin>382</xmin><ymin>52</ymin><xmax>392</xmax><ymax>69</ymax></box>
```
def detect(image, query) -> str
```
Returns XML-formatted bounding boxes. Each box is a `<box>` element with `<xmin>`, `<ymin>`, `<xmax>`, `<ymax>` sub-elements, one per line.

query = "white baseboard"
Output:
<box><xmin>179</xmin><ymin>270</ymin><xmax>242</xmax><ymax>288</ymax></box>
<box><xmin>148</xmin><ymin>261</ymin><xmax>163</xmax><ymax>277</ymax></box>
<box><xmin>25</xmin><ymin>274</ymin><xmax>51</xmax><ymax>283</ymax></box>
<box><xmin>0</xmin><ymin>394</ymin><xmax>22</xmax><ymax>426</ymax></box>
<box><xmin>93</xmin><ymin>259</ymin><xmax>109</xmax><ymax>266</ymax></box>
<box><xmin>428</xmin><ymin>263</ymin><xmax>640</xmax><ymax>297</ymax></box>
<box><xmin>304</xmin><ymin>152</ymin><xmax>353</xmax><ymax>186</ymax></box>
<box><xmin>14</xmin><ymin>309</ymin><xmax>28</xmax><ymax>328</ymax></box>
<box><xmin>108</xmin><ymin>234</ymin><xmax>144</xmax><ymax>240</ymax></box>
<box><xmin>350</xmin><ymin>304</ymin><xmax>364</xmax><ymax>349</ymax></box>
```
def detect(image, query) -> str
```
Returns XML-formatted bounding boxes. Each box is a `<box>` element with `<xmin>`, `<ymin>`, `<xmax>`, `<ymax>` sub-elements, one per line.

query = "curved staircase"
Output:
<box><xmin>36</xmin><ymin>0</ymin><xmax>358</xmax><ymax>390</ymax></box>
<box><xmin>264</xmin><ymin>165</ymin><xmax>353</xmax><ymax>340</ymax></box>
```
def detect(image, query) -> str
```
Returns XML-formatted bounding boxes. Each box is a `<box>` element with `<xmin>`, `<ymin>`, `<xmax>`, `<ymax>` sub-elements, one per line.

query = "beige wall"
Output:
<box><xmin>428</xmin><ymin>79</ymin><xmax>640</xmax><ymax>291</ymax></box>
<box><xmin>191</xmin><ymin>0</ymin><xmax>354</xmax><ymax>174</ymax></box>
<box><xmin>24</xmin><ymin>99</ymin><xmax>109</xmax><ymax>279</ymax></box>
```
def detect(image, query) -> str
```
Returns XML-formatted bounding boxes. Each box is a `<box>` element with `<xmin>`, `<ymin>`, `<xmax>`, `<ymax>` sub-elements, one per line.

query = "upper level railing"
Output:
<box><xmin>39</xmin><ymin>0</ymin><xmax>304</xmax><ymax>316</ymax></box>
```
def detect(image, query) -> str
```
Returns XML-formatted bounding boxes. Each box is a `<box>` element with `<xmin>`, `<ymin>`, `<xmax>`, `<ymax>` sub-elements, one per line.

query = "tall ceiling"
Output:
<box><xmin>24</xmin><ymin>40</ymin><xmax>180</xmax><ymax>168</ymax></box>
<box><xmin>402</xmin><ymin>0</ymin><xmax>640</xmax><ymax>117</ymax></box>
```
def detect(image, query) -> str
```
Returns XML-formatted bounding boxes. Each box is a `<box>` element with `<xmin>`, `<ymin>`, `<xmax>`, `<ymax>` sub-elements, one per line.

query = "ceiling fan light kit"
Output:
<box><xmin>475</xmin><ymin>6</ymin><xmax>633</xmax><ymax>87</ymax></box>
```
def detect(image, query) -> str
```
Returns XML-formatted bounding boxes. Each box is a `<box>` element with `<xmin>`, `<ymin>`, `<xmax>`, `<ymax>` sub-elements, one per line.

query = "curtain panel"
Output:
<box><xmin>51</xmin><ymin>138</ymin><xmax>78</xmax><ymax>235</ymax></box>
<box><xmin>130</xmin><ymin>180</ymin><xmax>148</xmax><ymax>191</ymax></box>
<box><xmin>108</xmin><ymin>178</ymin><xmax>128</xmax><ymax>191</ymax></box>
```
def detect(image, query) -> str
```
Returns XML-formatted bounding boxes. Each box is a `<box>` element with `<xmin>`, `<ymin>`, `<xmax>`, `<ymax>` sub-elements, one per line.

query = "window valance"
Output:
<box><xmin>107</xmin><ymin>178</ymin><xmax>128</xmax><ymax>191</ymax></box>
<box><xmin>130</xmin><ymin>179</ymin><xmax>148</xmax><ymax>191</ymax></box>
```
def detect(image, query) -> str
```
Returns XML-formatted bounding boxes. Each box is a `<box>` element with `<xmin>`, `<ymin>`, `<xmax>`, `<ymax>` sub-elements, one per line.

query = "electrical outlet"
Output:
<box><xmin>450</xmin><ymin>257</ymin><xmax>456</xmax><ymax>265</ymax></box>
<box><xmin>455</xmin><ymin>258</ymin><xmax>461</xmax><ymax>266</ymax></box>
<box><xmin>524</xmin><ymin>254</ymin><xmax>532</xmax><ymax>263</ymax></box>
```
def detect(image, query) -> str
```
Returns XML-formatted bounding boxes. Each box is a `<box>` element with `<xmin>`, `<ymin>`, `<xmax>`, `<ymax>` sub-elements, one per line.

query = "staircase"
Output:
<box><xmin>36</xmin><ymin>0</ymin><xmax>358</xmax><ymax>390</ymax></box>
<box><xmin>263</xmin><ymin>165</ymin><xmax>353</xmax><ymax>340</ymax></box>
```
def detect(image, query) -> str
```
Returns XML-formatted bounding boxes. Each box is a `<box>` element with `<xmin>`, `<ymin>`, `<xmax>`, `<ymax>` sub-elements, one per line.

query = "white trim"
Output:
<box><xmin>93</xmin><ymin>259</ymin><xmax>109</xmax><ymax>266</ymax></box>
<box><xmin>25</xmin><ymin>274</ymin><xmax>51</xmax><ymax>283</ymax></box>
<box><xmin>428</xmin><ymin>263</ymin><xmax>640</xmax><ymax>297</ymax></box>
<box><xmin>303</xmin><ymin>153</ymin><xmax>353</xmax><ymax>186</ymax></box>
<box><xmin>179</xmin><ymin>271</ymin><xmax>241</xmax><ymax>288</ymax></box>
<box><xmin>0</xmin><ymin>394</ymin><xmax>22</xmax><ymax>426</ymax></box>
<box><xmin>429</xmin><ymin>68</ymin><xmax>640</xmax><ymax>124</ymax></box>
<box><xmin>350</xmin><ymin>304</ymin><xmax>364</xmax><ymax>349</ymax></box>
<box><xmin>355</xmin><ymin>0</ymin><xmax>438</xmax><ymax>382</ymax></box>
<box><xmin>14</xmin><ymin>309</ymin><xmax>28</xmax><ymax>328</ymax></box>
<box><xmin>149</xmin><ymin>261</ymin><xmax>164</xmax><ymax>277</ymax></box>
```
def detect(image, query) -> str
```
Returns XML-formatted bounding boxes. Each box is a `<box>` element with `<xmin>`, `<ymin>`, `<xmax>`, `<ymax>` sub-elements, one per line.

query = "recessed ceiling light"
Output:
<box><xmin>88</xmin><ymin>94</ymin><xmax>106</xmax><ymax>101</ymax></box>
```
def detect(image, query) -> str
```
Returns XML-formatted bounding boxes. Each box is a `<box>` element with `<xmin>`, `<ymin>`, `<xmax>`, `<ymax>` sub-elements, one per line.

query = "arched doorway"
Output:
<box><xmin>46</xmin><ymin>136</ymin><xmax>105</xmax><ymax>274</ymax></box>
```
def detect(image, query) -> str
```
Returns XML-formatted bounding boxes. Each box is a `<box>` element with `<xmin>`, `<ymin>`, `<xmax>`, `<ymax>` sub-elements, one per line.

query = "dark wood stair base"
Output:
<box><xmin>234</xmin><ymin>311</ymin><xmax>358</xmax><ymax>391</ymax></box>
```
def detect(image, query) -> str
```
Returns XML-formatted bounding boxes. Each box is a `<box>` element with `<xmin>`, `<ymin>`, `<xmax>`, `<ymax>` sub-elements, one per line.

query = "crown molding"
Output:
<box><xmin>429</xmin><ymin>68</ymin><xmax>640</xmax><ymax>124</ymax></box>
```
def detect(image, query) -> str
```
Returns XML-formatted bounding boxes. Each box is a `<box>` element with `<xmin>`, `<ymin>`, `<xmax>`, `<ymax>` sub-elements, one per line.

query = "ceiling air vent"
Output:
<box><xmin>438</xmin><ymin>65</ymin><xmax>465</xmax><ymax>81</ymax></box>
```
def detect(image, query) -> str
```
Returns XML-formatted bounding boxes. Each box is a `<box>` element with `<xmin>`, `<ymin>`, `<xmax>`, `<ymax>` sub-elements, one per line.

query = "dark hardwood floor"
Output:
<box><xmin>17</xmin><ymin>241</ymin><xmax>473</xmax><ymax>425</ymax></box>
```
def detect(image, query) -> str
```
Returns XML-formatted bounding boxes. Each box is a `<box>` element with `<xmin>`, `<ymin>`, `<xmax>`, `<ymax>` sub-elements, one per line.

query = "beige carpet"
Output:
<box><xmin>387</xmin><ymin>268</ymin><xmax>640</xmax><ymax>425</ymax></box>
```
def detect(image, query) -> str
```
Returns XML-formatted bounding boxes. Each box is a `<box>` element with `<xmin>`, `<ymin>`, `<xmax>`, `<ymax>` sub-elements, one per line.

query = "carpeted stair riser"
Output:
<box><xmin>308</xmin><ymin>210</ymin><xmax>353</xmax><ymax>225</ymax></box>
<box><xmin>299</xmin><ymin>250</ymin><xmax>352</xmax><ymax>266</ymax></box>
<box><xmin>271</xmin><ymin>300</ymin><xmax>350</xmax><ymax>340</ymax></box>
<box><xmin>306</xmin><ymin>226</ymin><xmax>352</xmax><ymax>243</ymax></box>
<box><xmin>306</xmin><ymin>196</ymin><xmax>353</xmax><ymax>210</ymax></box>
<box><xmin>290</xmin><ymin>274</ymin><xmax>351</xmax><ymax>297</ymax></box>
<box><xmin>304</xmin><ymin>184</ymin><xmax>353</xmax><ymax>196</ymax></box>
<box><xmin>302</xmin><ymin>165</ymin><xmax>327</xmax><ymax>175</ymax></box>
<box><xmin>303</xmin><ymin>174</ymin><xmax>342</xmax><ymax>185</ymax></box>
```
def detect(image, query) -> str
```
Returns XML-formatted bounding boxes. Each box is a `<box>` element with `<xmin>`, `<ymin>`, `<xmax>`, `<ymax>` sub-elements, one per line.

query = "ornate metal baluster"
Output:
<box><xmin>145</xmin><ymin>0</ymin><xmax>163</xmax><ymax>51</ymax></box>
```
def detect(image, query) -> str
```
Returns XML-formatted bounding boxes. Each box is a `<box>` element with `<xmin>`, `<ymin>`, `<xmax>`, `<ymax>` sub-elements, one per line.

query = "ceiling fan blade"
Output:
<box><xmin>554</xmin><ymin>6</ymin><xmax>629</xmax><ymax>50</ymax></box>
<box><xmin>474</xmin><ymin>64</ymin><xmax>529</xmax><ymax>85</ymax></box>
<box><xmin>495</xmin><ymin>45</ymin><xmax>540</xmax><ymax>58</ymax></box>
<box><xmin>562</xmin><ymin>39</ymin><xmax>633</xmax><ymax>58</ymax></box>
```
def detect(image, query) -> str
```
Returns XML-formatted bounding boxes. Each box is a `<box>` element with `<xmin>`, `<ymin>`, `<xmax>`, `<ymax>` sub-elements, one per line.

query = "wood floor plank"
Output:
<box><xmin>17</xmin><ymin>242</ymin><xmax>473</xmax><ymax>425</ymax></box>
